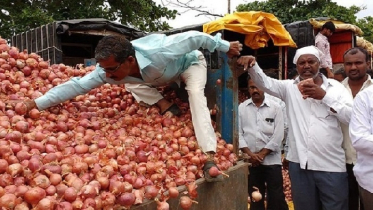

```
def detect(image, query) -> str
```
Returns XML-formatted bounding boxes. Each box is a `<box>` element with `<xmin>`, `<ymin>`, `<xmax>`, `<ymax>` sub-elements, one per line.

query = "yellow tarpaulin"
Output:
<box><xmin>356</xmin><ymin>36</ymin><xmax>373</xmax><ymax>53</ymax></box>
<box><xmin>309</xmin><ymin>18</ymin><xmax>363</xmax><ymax>36</ymax></box>
<box><xmin>203</xmin><ymin>11</ymin><xmax>297</xmax><ymax>49</ymax></box>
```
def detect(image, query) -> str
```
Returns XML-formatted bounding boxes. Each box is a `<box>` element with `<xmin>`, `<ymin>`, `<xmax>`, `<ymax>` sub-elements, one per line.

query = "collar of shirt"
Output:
<box><xmin>246</xmin><ymin>97</ymin><xmax>271</xmax><ymax>108</ymax></box>
<box><xmin>293</xmin><ymin>74</ymin><xmax>331</xmax><ymax>90</ymax></box>
<box><xmin>316</xmin><ymin>32</ymin><xmax>328</xmax><ymax>41</ymax></box>
<box><xmin>135</xmin><ymin>50</ymin><xmax>151</xmax><ymax>70</ymax></box>
<box><xmin>341</xmin><ymin>74</ymin><xmax>373</xmax><ymax>90</ymax></box>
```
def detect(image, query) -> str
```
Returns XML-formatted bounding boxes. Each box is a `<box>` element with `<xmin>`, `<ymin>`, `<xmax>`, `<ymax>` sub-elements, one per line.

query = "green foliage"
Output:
<box><xmin>236</xmin><ymin>0</ymin><xmax>373</xmax><ymax>42</ymax></box>
<box><xmin>0</xmin><ymin>0</ymin><xmax>177</xmax><ymax>40</ymax></box>
<box><xmin>356</xmin><ymin>17</ymin><xmax>373</xmax><ymax>43</ymax></box>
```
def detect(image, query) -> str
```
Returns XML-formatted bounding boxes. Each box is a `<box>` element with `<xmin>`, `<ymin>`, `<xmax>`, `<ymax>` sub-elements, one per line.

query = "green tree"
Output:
<box><xmin>0</xmin><ymin>0</ymin><xmax>177</xmax><ymax>40</ymax></box>
<box><xmin>236</xmin><ymin>0</ymin><xmax>373</xmax><ymax>42</ymax></box>
<box><xmin>356</xmin><ymin>17</ymin><xmax>373</xmax><ymax>43</ymax></box>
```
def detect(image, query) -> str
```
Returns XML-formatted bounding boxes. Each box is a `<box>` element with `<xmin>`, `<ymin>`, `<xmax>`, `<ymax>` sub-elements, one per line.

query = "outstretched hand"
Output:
<box><xmin>237</xmin><ymin>55</ymin><xmax>256</xmax><ymax>70</ymax></box>
<box><xmin>227</xmin><ymin>41</ymin><xmax>243</xmax><ymax>58</ymax></box>
<box><xmin>23</xmin><ymin>100</ymin><xmax>37</xmax><ymax>112</ymax></box>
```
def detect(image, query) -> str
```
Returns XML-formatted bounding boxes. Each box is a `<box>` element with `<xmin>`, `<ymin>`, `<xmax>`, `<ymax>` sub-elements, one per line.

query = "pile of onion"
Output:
<box><xmin>0</xmin><ymin>37</ymin><xmax>238</xmax><ymax>209</ymax></box>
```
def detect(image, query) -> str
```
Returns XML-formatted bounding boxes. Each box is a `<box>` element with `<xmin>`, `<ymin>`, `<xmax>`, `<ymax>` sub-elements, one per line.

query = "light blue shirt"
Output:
<box><xmin>35</xmin><ymin>31</ymin><xmax>230</xmax><ymax>110</ymax></box>
<box><xmin>238</xmin><ymin>94</ymin><xmax>284</xmax><ymax>165</ymax></box>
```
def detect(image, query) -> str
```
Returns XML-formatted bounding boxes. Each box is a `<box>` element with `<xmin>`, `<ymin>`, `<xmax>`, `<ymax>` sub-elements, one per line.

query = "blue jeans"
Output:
<box><xmin>288</xmin><ymin>162</ymin><xmax>348</xmax><ymax>210</ymax></box>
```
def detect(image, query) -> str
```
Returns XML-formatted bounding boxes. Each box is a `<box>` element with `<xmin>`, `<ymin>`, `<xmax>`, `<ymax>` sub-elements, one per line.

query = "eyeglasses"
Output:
<box><xmin>100</xmin><ymin>61</ymin><xmax>123</xmax><ymax>73</ymax></box>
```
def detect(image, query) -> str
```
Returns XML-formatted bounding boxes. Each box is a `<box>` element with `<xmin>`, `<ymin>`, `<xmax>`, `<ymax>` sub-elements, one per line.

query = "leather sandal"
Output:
<box><xmin>203</xmin><ymin>160</ymin><xmax>224</xmax><ymax>182</ymax></box>
<box><xmin>161</xmin><ymin>103</ymin><xmax>181</xmax><ymax>116</ymax></box>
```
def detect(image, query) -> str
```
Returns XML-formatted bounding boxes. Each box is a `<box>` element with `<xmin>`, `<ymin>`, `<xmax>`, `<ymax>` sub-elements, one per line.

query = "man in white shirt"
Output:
<box><xmin>237</xmin><ymin>46</ymin><xmax>352</xmax><ymax>210</ymax></box>
<box><xmin>239</xmin><ymin>76</ymin><xmax>288</xmax><ymax>210</ymax></box>
<box><xmin>349</xmin><ymin>85</ymin><xmax>373</xmax><ymax>210</ymax></box>
<box><xmin>341</xmin><ymin>47</ymin><xmax>372</xmax><ymax>210</ymax></box>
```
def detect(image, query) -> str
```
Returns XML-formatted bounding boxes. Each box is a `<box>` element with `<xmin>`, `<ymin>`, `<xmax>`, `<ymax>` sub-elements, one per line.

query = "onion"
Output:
<box><xmin>144</xmin><ymin>185</ymin><xmax>159</xmax><ymax>199</ymax></box>
<box><xmin>251</xmin><ymin>186</ymin><xmax>263</xmax><ymax>202</ymax></box>
<box><xmin>64</xmin><ymin>187</ymin><xmax>77</xmax><ymax>202</ymax></box>
<box><xmin>156</xmin><ymin>199</ymin><xmax>170</xmax><ymax>210</ymax></box>
<box><xmin>0</xmin><ymin>159</ymin><xmax>9</xmax><ymax>173</ymax></box>
<box><xmin>116</xmin><ymin>192</ymin><xmax>136</xmax><ymax>207</ymax></box>
<box><xmin>24</xmin><ymin>187</ymin><xmax>46</xmax><ymax>205</ymax></box>
<box><xmin>14</xmin><ymin>102</ymin><xmax>28</xmax><ymax>115</ymax></box>
<box><xmin>7</xmin><ymin>163</ymin><xmax>23</xmax><ymax>177</ymax></box>
<box><xmin>0</xmin><ymin>193</ymin><xmax>21</xmax><ymax>209</ymax></box>
<box><xmin>31</xmin><ymin>174</ymin><xmax>50</xmax><ymax>189</ymax></box>
<box><xmin>34</xmin><ymin>197</ymin><xmax>55</xmax><ymax>210</ymax></box>
<box><xmin>179</xmin><ymin>196</ymin><xmax>197</xmax><ymax>210</ymax></box>
<box><xmin>168</xmin><ymin>186</ymin><xmax>179</xmax><ymax>198</ymax></box>
<box><xmin>56</xmin><ymin>201</ymin><xmax>73</xmax><ymax>210</ymax></box>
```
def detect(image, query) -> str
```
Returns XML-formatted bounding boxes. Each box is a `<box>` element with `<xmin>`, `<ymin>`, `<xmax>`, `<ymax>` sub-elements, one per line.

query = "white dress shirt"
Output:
<box><xmin>315</xmin><ymin>32</ymin><xmax>333</xmax><ymax>69</ymax></box>
<box><xmin>238</xmin><ymin>94</ymin><xmax>284</xmax><ymax>165</ymax></box>
<box><xmin>349</xmin><ymin>85</ymin><xmax>373</xmax><ymax>193</ymax></box>
<box><xmin>248</xmin><ymin>64</ymin><xmax>353</xmax><ymax>172</ymax></box>
<box><xmin>341</xmin><ymin>75</ymin><xmax>373</xmax><ymax>164</ymax></box>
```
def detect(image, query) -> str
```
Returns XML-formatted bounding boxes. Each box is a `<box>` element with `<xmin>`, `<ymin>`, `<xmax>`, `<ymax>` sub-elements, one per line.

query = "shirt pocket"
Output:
<box><xmin>312</xmin><ymin>102</ymin><xmax>331</xmax><ymax>119</ymax></box>
<box><xmin>261</xmin><ymin>119</ymin><xmax>275</xmax><ymax>136</ymax></box>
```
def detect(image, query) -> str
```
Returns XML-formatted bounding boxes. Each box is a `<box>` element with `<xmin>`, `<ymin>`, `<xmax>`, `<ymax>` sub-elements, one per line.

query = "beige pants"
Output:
<box><xmin>125</xmin><ymin>54</ymin><xmax>217</xmax><ymax>153</ymax></box>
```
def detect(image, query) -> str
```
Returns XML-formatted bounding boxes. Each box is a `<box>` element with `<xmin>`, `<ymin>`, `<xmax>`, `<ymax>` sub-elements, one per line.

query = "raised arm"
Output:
<box><xmin>237</xmin><ymin>55</ymin><xmax>287</xmax><ymax>100</ymax></box>
<box><xmin>25</xmin><ymin>65</ymin><xmax>107</xmax><ymax>111</ymax></box>
<box><xmin>132</xmin><ymin>31</ymin><xmax>242</xmax><ymax>59</ymax></box>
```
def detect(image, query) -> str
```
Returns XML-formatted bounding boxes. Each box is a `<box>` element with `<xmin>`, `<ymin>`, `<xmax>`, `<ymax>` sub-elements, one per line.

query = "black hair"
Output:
<box><xmin>95</xmin><ymin>35</ymin><xmax>135</xmax><ymax>63</ymax></box>
<box><xmin>334</xmin><ymin>67</ymin><xmax>346</xmax><ymax>78</ymax></box>
<box><xmin>322</xmin><ymin>21</ymin><xmax>336</xmax><ymax>33</ymax></box>
<box><xmin>343</xmin><ymin>47</ymin><xmax>371</xmax><ymax>62</ymax></box>
<box><xmin>367</xmin><ymin>69</ymin><xmax>373</xmax><ymax>77</ymax></box>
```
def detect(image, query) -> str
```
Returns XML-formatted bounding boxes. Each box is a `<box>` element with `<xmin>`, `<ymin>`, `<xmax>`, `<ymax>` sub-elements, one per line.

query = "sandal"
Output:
<box><xmin>203</xmin><ymin>160</ymin><xmax>224</xmax><ymax>182</ymax></box>
<box><xmin>161</xmin><ymin>103</ymin><xmax>181</xmax><ymax>116</ymax></box>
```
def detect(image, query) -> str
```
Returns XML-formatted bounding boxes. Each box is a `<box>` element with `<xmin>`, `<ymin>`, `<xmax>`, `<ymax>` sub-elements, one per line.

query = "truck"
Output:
<box><xmin>10</xmin><ymin>18</ymin><xmax>145</xmax><ymax>66</ymax></box>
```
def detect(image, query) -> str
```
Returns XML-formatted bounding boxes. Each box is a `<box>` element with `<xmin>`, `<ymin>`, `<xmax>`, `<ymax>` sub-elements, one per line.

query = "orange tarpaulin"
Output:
<box><xmin>203</xmin><ymin>11</ymin><xmax>297</xmax><ymax>49</ymax></box>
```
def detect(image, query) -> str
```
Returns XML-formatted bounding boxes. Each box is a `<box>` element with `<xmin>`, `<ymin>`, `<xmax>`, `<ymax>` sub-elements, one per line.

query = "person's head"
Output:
<box><xmin>333</xmin><ymin>67</ymin><xmax>347</xmax><ymax>82</ymax></box>
<box><xmin>321</xmin><ymin>21</ymin><xmax>336</xmax><ymax>37</ymax></box>
<box><xmin>343</xmin><ymin>47</ymin><xmax>371</xmax><ymax>81</ymax></box>
<box><xmin>293</xmin><ymin>46</ymin><xmax>322</xmax><ymax>80</ymax></box>
<box><xmin>95</xmin><ymin>35</ymin><xmax>137</xmax><ymax>81</ymax></box>
<box><xmin>247</xmin><ymin>76</ymin><xmax>265</xmax><ymax>103</ymax></box>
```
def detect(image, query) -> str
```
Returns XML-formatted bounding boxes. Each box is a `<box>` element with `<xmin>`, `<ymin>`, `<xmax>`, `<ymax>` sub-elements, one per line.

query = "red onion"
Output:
<box><xmin>0</xmin><ymin>193</ymin><xmax>21</xmax><ymax>209</ymax></box>
<box><xmin>24</xmin><ymin>187</ymin><xmax>46</xmax><ymax>205</ymax></box>
<box><xmin>116</xmin><ymin>192</ymin><xmax>136</xmax><ymax>208</ymax></box>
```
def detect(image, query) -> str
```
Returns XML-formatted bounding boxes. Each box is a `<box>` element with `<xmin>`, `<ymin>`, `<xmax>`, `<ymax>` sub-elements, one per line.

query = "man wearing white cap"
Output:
<box><xmin>237</xmin><ymin>45</ymin><xmax>352</xmax><ymax>210</ymax></box>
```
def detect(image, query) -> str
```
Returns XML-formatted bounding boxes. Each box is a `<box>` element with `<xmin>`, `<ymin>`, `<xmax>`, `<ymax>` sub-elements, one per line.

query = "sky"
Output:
<box><xmin>156</xmin><ymin>0</ymin><xmax>373</xmax><ymax>28</ymax></box>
